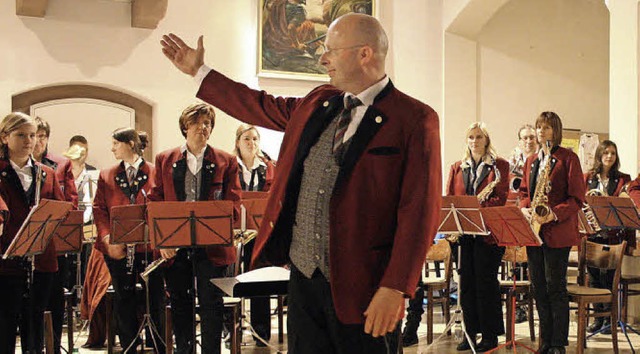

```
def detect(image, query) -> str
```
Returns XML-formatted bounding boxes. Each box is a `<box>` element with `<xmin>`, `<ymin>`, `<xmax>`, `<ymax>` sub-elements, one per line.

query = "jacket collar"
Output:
<box><xmin>172</xmin><ymin>145</ymin><xmax>216</xmax><ymax>201</ymax></box>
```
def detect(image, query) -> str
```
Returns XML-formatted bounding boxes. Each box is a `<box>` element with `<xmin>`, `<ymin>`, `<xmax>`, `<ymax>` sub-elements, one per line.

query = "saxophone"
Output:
<box><xmin>530</xmin><ymin>142</ymin><xmax>552</xmax><ymax>235</ymax></box>
<box><xmin>477</xmin><ymin>162</ymin><xmax>501</xmax><ymax>204</ymax></box>
<box><xmin>582</xmin><ymin>188</ymin><xmax>603</xmax><ymax>233</ymax></box>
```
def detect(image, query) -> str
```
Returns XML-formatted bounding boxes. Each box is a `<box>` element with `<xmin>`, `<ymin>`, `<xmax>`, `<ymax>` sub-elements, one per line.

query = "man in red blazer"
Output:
<box><xmin>161</xmin><ymin>13</ymin><xmax>442</xmax><ymax>354</ymax></box>
<box><xmin>149</xmin><ymin>104</ymin><xmax>242</xmax><ymax>354</ymax></box>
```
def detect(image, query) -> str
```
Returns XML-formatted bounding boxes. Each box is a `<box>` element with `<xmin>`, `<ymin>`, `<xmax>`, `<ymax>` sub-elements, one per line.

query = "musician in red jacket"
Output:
<box><xmin>520</xmin><ymin>111</ymin><xmax>586</xmax><ymax>354</ymax></box>
<box><xmin>93</xmin><ymin>128</ymin><xmax>165</xmax><ymax>353</ymax></box>
<box><xmin>161</xmin><ymin>13</ymin><xmax>442</xmax><ymax>354</ymax></box>
<box><xmin>583</xmin><ymin>140</ymin><xmax>631</xmax><ymax>334</ymax></box>
<box><xmin>234</xmin><ymin>123</ymin><xmax>276</xmax><ymax>346</ymax></box>
<box><xmin>444</xmin><ymin>122</ymin><xmax>509</xmax><ymax>352</ymax></box>
<box><xmin>0</xmin><ymin>112</ymin><xmax>65</xmax><ymax>353</ymax></box>
<box><xmin>149</xmin><ymin>104</ymin><xmax>241</xmax><ymax>354</ymax></box>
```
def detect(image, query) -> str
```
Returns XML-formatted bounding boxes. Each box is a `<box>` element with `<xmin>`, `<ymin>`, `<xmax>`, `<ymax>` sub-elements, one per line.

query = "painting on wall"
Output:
<box><xmin>258</xmin><ymin>0</ymin><xmax>375</xmax><ymax>81</ymax></box>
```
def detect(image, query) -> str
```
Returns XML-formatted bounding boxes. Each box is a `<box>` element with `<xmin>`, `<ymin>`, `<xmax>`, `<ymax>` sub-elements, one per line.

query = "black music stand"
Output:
<box><xmin>429</xmin><ymin>196</ymin><xmax>488</xmax><ymax>354</ymax></box>
<box><xmin>147</xmin><ymin>200</ymin><xmax>234</xmax><ymax>354</ymax></box>
<box><xmin>111</xmin><ymin>203</ymin><xmax>166</xmax><ymax>353</ymax></box>
<box><xmin>481</xmin><ymin>206</ymin><xmax>541</xmax><ymax>353</ymax></box>
<box><xmin>584</xmin><ymin>195</ymin><xmax>640</xmax><ymax>350</ymax></box>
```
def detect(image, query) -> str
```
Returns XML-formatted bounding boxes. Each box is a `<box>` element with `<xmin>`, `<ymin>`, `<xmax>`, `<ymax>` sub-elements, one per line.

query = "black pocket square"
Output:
<box><xmin>367</xmin><ymin>146</ymin><xmax>400</xmax><ymax>155</ymax></box>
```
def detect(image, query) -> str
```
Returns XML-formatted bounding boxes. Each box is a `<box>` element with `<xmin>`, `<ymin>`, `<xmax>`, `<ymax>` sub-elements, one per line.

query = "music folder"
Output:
<box><xmin>210</xmin><ymin>266</ymin><xmax>290</xmax><ymax>298</ymax></box>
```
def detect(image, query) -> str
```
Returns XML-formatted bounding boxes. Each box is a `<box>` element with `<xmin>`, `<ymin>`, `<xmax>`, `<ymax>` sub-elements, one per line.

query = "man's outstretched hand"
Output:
<box><xmin>160</xmin><ymin>33</ymin><xmax>205</xmax><ymax>77</ymax></box>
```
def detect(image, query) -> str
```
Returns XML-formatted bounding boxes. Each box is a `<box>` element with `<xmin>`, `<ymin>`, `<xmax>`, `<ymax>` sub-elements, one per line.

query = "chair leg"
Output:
<box><xmin>577</xmin><ymin>302</ymin><xmax>586</xmax><ymax>354</ymax></box>
<box><xmin>427</xmin><ymin>289</ymin><xmax>434</xmax><ymax>344</ymax></box>
<box><xmin>65</xmin><ymin>292</ymin><xmax>74</xmax><ymax>353</ymax></box>
<box><xmin>612</xmin><ymin>306</ymin><xmax>619</xmax><ymax>354</ymax></box>
<box><xmin>278</xmin><ymin>295</ymin><xmax>285</xmax><ymax>344</ymax></box>
<box><xmin>44</xmin><ymin>311</ymin><xmax>54</xmax><ymax>354</ymax></box>
<box><xmin>165</xmin><ymin>305</ymin><xmax>173</xmax><ymax>354</ymax></box>
<box><xmin>445</xmin><ymin>293</ymin><xmax>451</xmax><ymax>336</ymax></box>
<box><xmin>528</xmin><ymin>293</ymin><xmax>535</xmax><ymax>341</ymax></box>
<box><xmin>505</xmin><ymin>292</ymin><xmax>513</xmax><ymax>343</ymax></box>
<box><xmin>622</xmin><ymin>283</ymin><xmax>629</xmax><ymax>324</ymax></box>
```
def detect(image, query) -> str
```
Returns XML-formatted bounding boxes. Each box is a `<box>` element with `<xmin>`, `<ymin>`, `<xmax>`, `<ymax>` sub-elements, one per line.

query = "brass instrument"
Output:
<box><xmin>233</xmin><ymin>229</ymin><xmax>258</xmax><ymax>246</ymax></box>
<box><xmin>477</xmin><ymin>163</ymin><xmax>501</xmax><ymax>204</ymax></box>
<box><xmin>140</xmin><ymin>258</ymin><xmax>166</xmax><ymax>282</ymax></box>
<box><xmin>530</xmin><ymin>142</ymin><xmax>552</xmax><ymax>235</ymax></box>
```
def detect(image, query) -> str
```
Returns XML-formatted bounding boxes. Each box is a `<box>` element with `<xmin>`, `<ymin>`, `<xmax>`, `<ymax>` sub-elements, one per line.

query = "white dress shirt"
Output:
<box><xmin>236</xmin><ymin>156</ymin><xmax>267</xmax><ymax>188</ymax></box>
<box><xmin>123</xmin><ymin>157</ymin><xmax>144</xmax><ymax>177</ymax></box>
<box><xmin>10</xmin><ymin>158</ymin><xmax>33</xmax><ymax>192</ymax></box>
<box><xmin>180</xmin><ymin>145</ymin><xmax>205</xmax><ymax>175</ymax></box>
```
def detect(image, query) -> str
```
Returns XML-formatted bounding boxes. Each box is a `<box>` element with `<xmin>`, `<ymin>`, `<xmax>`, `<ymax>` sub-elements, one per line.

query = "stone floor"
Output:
<box><xmin>23</xmin><ymin>302</ymin><xmax>640</xmax><ymax>353</ymax></box>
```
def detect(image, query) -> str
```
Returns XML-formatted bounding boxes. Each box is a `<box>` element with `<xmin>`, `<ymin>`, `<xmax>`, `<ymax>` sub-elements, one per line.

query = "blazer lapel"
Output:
<box><xmin>462</xmin><ymin>165</ymin><xmax>471</xmax><ymax>194</ymax></box>
<box><xmin>475</xmin><ymin>163</ymin><xmax>492</xmax><ymax>192</ymax></box>
<box><xmin>172</xmin><ymin>154</ymin><xmax>187</xmax><ymax>202</ymax></box>
<box><xmin>608</xmin><ymin>174</ymin><xmax>619</xmax><ymax>196</ymax></box>
<box><xmin>529</xmin><ymin>158</ymin><xmax>541</xmax><ymax>196</ymax></box>
<box><xmin>115</xmin><ymin>162</ymin><xmax>133</xmax><ymax>201</ymax></box>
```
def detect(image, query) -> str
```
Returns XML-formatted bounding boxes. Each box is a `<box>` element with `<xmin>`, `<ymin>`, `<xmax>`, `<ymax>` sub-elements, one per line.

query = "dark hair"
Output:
<box><xmin>535</xmin><ymin>111</ymin><xmax>563</xmax><ymax>146</ymax></box>
<box><xmin>34</xmin><ymin>116</ymin><xmax>50</xmax><ymax>137</ymax></box>
<box><xmin>179</xmin><ymin>103</ymin><xmax>216</xmax><ymax>138</ymax></box>
<box><xmin>589</xmin><ymin>140</ymin><xmax>620</xmax><ymax>177</ymax></box>
<box><xmin>112</xmin><ymin>127</ymin><xmax>148</xmax><ymax>156</ymax></box>
<box><xmin>69</xmin><ymin>135</ymin><xmax>88</xmax><ymax>146</ymax></box>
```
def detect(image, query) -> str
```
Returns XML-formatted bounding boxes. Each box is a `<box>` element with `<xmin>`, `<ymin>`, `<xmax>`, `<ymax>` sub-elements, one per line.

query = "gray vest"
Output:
<box><xmin>185</xmin><ymin>168</ymin><xmax>201</xmax><ymax>202</ymax></box>
<box><xmin>290</xmin><ymin>118</ymin><xmax>347</xmax><ymax>279</ymax></box>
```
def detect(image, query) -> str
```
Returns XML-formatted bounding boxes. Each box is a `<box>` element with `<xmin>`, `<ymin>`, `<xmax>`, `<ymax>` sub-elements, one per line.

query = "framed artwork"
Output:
<box><xmin>258</xmin><ymin>0</ymin><xmax>375</xmax><ymax>81</ymax></box>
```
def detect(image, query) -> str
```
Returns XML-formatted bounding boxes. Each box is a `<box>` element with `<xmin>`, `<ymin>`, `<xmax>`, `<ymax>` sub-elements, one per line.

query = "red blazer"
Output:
<box><xmin>584</xmin><ymin>171</ymin><xmax>631</xmax><ymax>197</ymax></box>
<box><xmin>446</xmin><ymin>157</ymin><xmax>510</xmax><ymax>244</ymax></box>
<box><xmin>0</xmin><ymin>159</ymin><xmax>65</xmax><ymax>275</ymax></box>
<box><xmin>628</xmin><ymin>174</ymin><xmax>640</xmax><ymax>206</ymax></box>
<box><xmin>93</xmin><ymin>160</ymin><xmax>155</xmax><ymax>254</ymax></box>
<box><xmin>237</xmin><ymin>155</ymin><xmax>276</xmax><ymax>192</ymax></box>
<box><xmin>520</xmin><ymin>146</ymin><xmax>585</xmax><ymax>248</ymax></box>
<box><xmin>43</xmin><ymin>153</ymin><xmax>78</xmax><ymax>208</ymax></box>
<box><xmin>197</xmin><ymin>70</ymin><xmax>442</xmax><ymax>324</ymax></box>
<box><xmin>149</xmin><ymin>145</ymin><xmax>242</xmax><ymax>266</ymax></box>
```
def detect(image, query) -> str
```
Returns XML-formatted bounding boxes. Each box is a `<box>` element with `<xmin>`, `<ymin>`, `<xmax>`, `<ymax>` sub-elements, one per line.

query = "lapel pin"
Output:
<box><xmin>172</xmin><ymin>163</ymin><xmax>177</xmax><ymax>168</ymax></box>
<box><xmin>375</xmin><ymin>116</ymin><xmax>382</xmax><ymax>124</ymax></box>
<box><xmin>143</xmin><ymin>175</ymin><xmax>148</xmax><ymax>180</ymax></box>
<box><xmin>323</xmin><ymin>101</ymin><xmax>329</xmax><ymax>107</ymax></box>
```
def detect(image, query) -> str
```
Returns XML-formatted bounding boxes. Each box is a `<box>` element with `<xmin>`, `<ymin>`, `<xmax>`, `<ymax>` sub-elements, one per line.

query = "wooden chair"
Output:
<box><xmin>620</xmin><ymin>244</ymin><xmax>640</xmax><ymax>325</ymax></box>
<box><xmin>422</xmin><ymin>239</ymin><xmax>453</xmax><ymax>344</ymax></box>
<box><xmin>499</xmin><ymin>246</ymin><xmax>535</xmax><ymax>343</ymax></box>
<box><xmin>567</xmin><ymin>238</ymin><xmax>626</xmax><ymax>354</ymax></box>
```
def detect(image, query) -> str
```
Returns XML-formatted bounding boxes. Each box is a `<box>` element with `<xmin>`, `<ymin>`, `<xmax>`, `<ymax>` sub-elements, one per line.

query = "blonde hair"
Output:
<box><xmin>0</xmin><ymin>112</ymin><xmax>36</xmax><ymax>159</ymax></box>
<box><xmin>462</xmin><ymin>122</ymin><xmax>497</xmax><ymax>162</ymax></box>
<box><xmin>234</xmin><ymin>124</ymin><xmax>263</xmax><ymax>159</ymax></box>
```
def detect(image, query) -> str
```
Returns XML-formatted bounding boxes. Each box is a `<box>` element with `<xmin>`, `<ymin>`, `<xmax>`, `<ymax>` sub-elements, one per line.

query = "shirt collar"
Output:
<box><xmin>344</xmin><ymin>75</ymin><xmax>390</xmax><ymax>108</ymax></box>
<box><xmin>10</xmin><ymin>157</ymin><xmax>33</xmax><ymax>172</ymax></box>
<box><xmin>180</xmin><ymin>144</ymin><xmax>206</xmax><ymax>159</ymax></box>
<box><xmin>124</xmin><ymin>157</ymin><xmax>143</xmax><ymax>171</ymax></box>
<box><xmin>236</xmin><ymin>156</ymin><xmax>266</xmax><ymax>171</ymax></box>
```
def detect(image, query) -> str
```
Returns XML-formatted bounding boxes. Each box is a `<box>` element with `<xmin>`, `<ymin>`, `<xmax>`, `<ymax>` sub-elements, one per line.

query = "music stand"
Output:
<box><xmin>110</xmin><ymin>203</ymin><xmax>167</xmax><ymax>353</ymax></box>
<box><xmin>428</xmin><ymin>196</ymin><xmax>488</xmax><ymax>354</ymax></box>
<box><xmin>52</xmin><ymin>210</ymin><xmax>84</xmax><ymax>255</ymax></box>
<box><xmin>481</xmin><ymin>206</ymin><xmax>541</xmax><ymax>354</ymax></box>
<box><xmin>584</xmin><ymin>195</ymin><xmax>640</xmax><ymax>350</ymax></box>
<box><xmin>147</xmin><ymin>200</ymin><xmax>234</xmax><ymax>354</ymax></box>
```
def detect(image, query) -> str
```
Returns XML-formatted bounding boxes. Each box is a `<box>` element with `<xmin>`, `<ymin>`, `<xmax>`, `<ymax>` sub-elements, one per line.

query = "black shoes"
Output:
<box><xmin>587</xmin><ymin>318</ymin><xmax>604</xmax><ymax>333</ymax></box>
<box><xmin>456</xmin><ymin>336</ymin><xmax>476</xmax><ymax>351</ymax></box>
<box><xmin>475</xmin><ymin>336</ymin><xmax>498</xmax><ymax>353</ymax></box>
<box><xmin>547</xmin><ymin>346</ymin><xmax>566</xmax><ymax>354</ymax></box>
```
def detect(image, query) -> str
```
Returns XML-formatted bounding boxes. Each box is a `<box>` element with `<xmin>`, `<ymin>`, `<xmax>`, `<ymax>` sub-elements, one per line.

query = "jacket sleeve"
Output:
<box><xmin>481</xmin><ymin>158</ymin><xmax>510</xmax><ymax>208</ymax></box>
<box><xmin>225</xmin><ymin>156</ymin><xmax>243</xmax><ymax>222</ymax></box>
<box><xmin>92</xmin><ymin>172</ymin><xmax>109</xmax><ymax>254</ymax></box>
<box><xmin>446</xmin><ymin>163</ymin><xmax>457</xmax><ymax>197</ymax></box>
<box><xmin>56</xmin><ymin>161</ymin><xmax>78</xmax><ymax>209</ymax></box>
<box><xmin>551</xmin><ymin>152</ymin><xmax>585</xmax><ymax>222</ymax></box>
<box><xmin>148</xmin><ymin>154</ymin><xmax>165</xmax><ymax>202</ymax></box>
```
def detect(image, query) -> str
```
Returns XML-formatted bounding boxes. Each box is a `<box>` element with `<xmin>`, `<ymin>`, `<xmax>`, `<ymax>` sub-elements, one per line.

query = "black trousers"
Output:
<box><xmin>105</xmin><ymin>253</ymin><xmax>166</xmax><ymax>353</ymax></box>
<box><xmin>404</xmin><ymin>279</ymin><xmax>425</xmax><ymax>331</ymax></box>
<box><xmin>288</xmin><ymin>265</ymin><xmax>398</xmax><ymax>354</ymax></box>
<box><xmin>46</xmin><ymin>255</ymin><xmax>72</xmax><ymax>354</ymax></box>
<box><xmin>0</xmin><ymin>274</ymin><xmax>27</xmax><ymax>353</ymax></box>
<box><xmin>20</xmin><ymin>271</ymin><xmax>54</xmax><ymax>354</ymax></box>
<box><xmin>164</xmin><ymin>249</ymin><xmax>227</xmax><ymax>354</ymax></box>
<box><xmin>459</xmin><ymin>235</ymin><xmax>505</xmax><ymax>338</ymax></box>
<box><xmin>242</xmin><ymin>241</ymin><xmax>271</xmax><ymax>340</ymax></box>
<box><xmin>527</xmin><ymin>245</ymin><xmax>571</xmax><ymax>347</ymax></box>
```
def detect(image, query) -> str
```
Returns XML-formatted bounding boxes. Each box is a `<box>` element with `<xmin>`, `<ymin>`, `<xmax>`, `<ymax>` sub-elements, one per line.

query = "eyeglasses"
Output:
<box><xmin>319</xmin><ymin>44</ymin><xmax>366</xmax><ymax>56</ymax></box>
<box><xmin>520</xmin><ymin>135</ymin><xmax>536</xmax><ymax>141</ymax></box>
<box><xmin>36</xmin><ymin>134</ymin><xmax>48</xmax><ymax>140</ymax></box>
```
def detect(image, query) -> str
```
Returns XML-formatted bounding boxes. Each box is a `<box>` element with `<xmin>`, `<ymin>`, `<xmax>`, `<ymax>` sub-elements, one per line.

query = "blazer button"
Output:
<box><xmin>323</xmin><ymin>101</ymin><xmax>329</xmax><ymax>107</ymax></box>
<box><xmin>375</xmin><ymin>116</ymin><xmax>382</xmax><ymax>124</ymax></box>
<box><xmin>269</xmin><ymin>221</ymin><xmax>274</xmax><ymax>228</ymax></box>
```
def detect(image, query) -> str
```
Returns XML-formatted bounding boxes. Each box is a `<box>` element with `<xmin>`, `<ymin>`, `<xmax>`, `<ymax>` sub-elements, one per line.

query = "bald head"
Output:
<box><xmin>330</xmin><ymin>13</ymin><xmax>388</xmax><ymax>60</ymax></box>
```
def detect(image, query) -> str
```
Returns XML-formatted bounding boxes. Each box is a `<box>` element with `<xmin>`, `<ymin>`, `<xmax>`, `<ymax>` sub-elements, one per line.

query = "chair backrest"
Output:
<box><xmin>423</xmin><ymin>239</ymin><xmax>452</xmax><ymax>283</ymax></box>
<box><xmin>577</xmin><ymin>237</ymin><xmax>627</xmax><ymax>293</ymax></box>
<box><xmin>500</xmin><ymin>246</ymin><xmax>527</xmax><ymax>280</ymax></box>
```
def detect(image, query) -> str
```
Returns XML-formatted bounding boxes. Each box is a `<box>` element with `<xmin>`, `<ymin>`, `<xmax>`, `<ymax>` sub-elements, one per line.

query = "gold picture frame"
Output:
<box><xmin>258</xmin><ymin>0</ymin><xmax>376</xmax><ymax>81</ymax></box>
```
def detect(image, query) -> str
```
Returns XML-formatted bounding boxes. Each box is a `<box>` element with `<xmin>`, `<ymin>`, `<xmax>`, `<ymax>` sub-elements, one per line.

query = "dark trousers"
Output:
<box><xmin>459</xmin><ymin>235</ymin><xmax>505</xmax><ymax>338</ymax></box>
<box><xmin>404</xmin><ymin>279</ymin><xmax>425</xmax><ymax>332</ymax></box>
<box><xmin>587</xmin><ymin>234</ymin><xmax>616</xmax><ymax>313</ymax></box>
<box><xmin>20</xmin><ymin>271</ymin><xmax>54</xmax><ymax>354</ymax></box>
<box><xmin>105</xmin><ymin>253</ymin><xmax>166</xmax><ymax>354</ymax></box>
<box><xmin>164</xmin><ymin>249</ymin><xmax>226</xmax><ymax>354</ymax></box>
<box><xmin>242</xmin><ymin>241</ymin><xmax>271</xmax><ymax>340</ymax></box>
<box><xmin>288</xmin><ymin>265</ymin><xmax>398</xmax><ymax>354</ymax></box>
<box><xmin>47</xmin><ymin>255</ymin><xmax>71</xmax><ymax>354</ymax></box>
<box><xmin>527</xmin><ymin>244</ymin><xmax>571</xmax><ymax>347</ymax></box>
<box><xmin>0</xmin><ymin>274</ymin><xmax>27</xmax><ymax>353</ymax></box>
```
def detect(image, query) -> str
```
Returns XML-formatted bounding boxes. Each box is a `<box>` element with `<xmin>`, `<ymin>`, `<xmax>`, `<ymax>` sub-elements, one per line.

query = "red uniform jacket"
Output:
<box><xmin>42</xmin><ymin>153</ymin><xmax>78</xmax><ymax>208</ymax></box>
<box><xmin>0</xmin><ymin>158</ymin><xmax>65</xmax><ymax>275</ymax></box>
<box><xmin>93</xmin><ymin>160</ymin><xmax>155</xmax><ymax>254</ymax></box>
<box><xmin>149</xmin><ymin>145</ymin><xmax>242</xmax><ymax>266</ymax></box>
<box><xmin>584</xmin><ymin>171</ymin><xmax>631</xmax><ymax>197</ymax></box>
<box><xmin>446</xmin><ymin>157</ymin><xmax>510</xmax><ymax>244</ymax></box>
<box><xmin>237</xmin><ymin>155</ymin><xmax>276</xmax><ymax>192</ymax></box>
<box><xmin>628</xmin><ymin>174</ymin><xmax>640</xmax><ymax>206</ymax></box>
<box><xmin>196</xmin><ymin>70</ymin><xmax>442</xmax><ymax>324</ymax></box>
<box><xmin>520</xmin><ymin>146</ymin><xmax>585</xmax><ymax>248</ymax></box>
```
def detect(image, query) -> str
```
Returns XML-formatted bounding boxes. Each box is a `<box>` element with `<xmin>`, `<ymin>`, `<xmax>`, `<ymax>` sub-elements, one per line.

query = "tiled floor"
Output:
<box><xmin>33</xmin><ymin>303</ymin><xmax>640</xmax><ymax>353</ymax></box>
